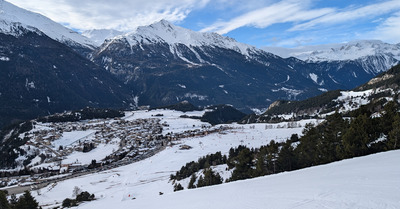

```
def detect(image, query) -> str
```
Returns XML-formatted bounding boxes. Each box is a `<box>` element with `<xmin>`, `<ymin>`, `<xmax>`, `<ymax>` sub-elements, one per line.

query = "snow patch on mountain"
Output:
<box><xmin>111</xmin><ymin>20</ymin><xmax>258</xmax><ymax>58</ymax></box>
<box><xmin>309</xmin><ymin>73</ymin><xmax>324</xmax><ymax>86</ymax></box>
<box><xmin>265</xmin><ymin>40</ymin><xmax>400</xmax><ymax>74</ymax></box>
<box><xmin>265</xmin><ymin>40</ymin><xmax>400</xmax><ymax>61</ymax></box>
<box><xmin>0</xmin><ymin>1</ymin><xmax>95</xmax><ymax>48</ymax></box>
<box><xmin>0</xmin><ymin>56</ymin><xmax>9</xmax><ymax>61</ymax></box>
<box><xmin>272</xmin><ymin>87</ymin><xmax>303</xmax><ymax>99</ymax></box>
<box><xmin>309</xmin><ymin>73</ymin><xmax>318</xmax><ymax>84</ymax></box>
<box><xmin>183</xmin><ymin>93</ymin><xmax>208</xmax><ymax>101</ymax></box>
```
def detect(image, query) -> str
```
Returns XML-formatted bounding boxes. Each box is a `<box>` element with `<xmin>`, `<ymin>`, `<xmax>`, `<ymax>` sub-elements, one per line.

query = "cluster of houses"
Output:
<box><xmin>1</xmin><ymin>113</ymin><xmax>235</xmax><ymax>186</ymax></box>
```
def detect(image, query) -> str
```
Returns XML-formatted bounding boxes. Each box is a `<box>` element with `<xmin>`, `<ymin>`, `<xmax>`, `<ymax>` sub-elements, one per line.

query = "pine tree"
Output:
<box><xmin>203</xmin><ymin>168</ymin><xmax>222</xmax><ymax>186</ymax></box>
<box><xmin>14</xmin><ymin>191</ymin><xmax>39</xmax><ymax>209</ymax></box>
<box><xmin>188</xmin><ymin>174</ymin><xmax>197</xmax><ymax>189</ymax></box>
<box><xmin>318</xmin><ymin>112</ymin><xmax>347</xmax><ymax>163</ymax></box>
<box><xmin>197</xmin><ymin>175</ymin><xmax>205</xmax><ymax>187</ymax></box>
<box><xmin>0</xmin><ymin>191</ymin><xmax>10</xmax><ymax>209</ymax></box>
<box><xmin>381</xmin><ymin>101</ymin><xmax>397</xmax><ymax>134</ymax></box>
<box><xmin>277</xmin><ymin>141</ymin><xmax>296</xmax><ymax>171</ymax></box>
<box><xmin>230</xmin><ymin>148</ymin><xmax>253</xmax><ymax>181</ymax></box>
<box><xmin>296</xmin><ymin>123</ymin><xmax>319</xmax><ymax>168</ymax></box>
<box><xmin>173</xmin><ymin>183</ymin><xmax>184</xmax><ymax>192</ymax></box>
<box><xmin>254</xmin><ymin>148</ymin><xmax>267</xmax><ymax>176</ymax></box>
<box><xmin>341</xmin><ymin>114</ymin><xmax>371</xmax><ymax>158</ymax></box>
<box><xmin>387</xmin><ymin>114</ymin><xmax>400</xmax><ymax>150</ymax></box>
<box><xmin>265</xmin><ymin>140</ymin><xmax>279</xmax><ymax>173</ymax></box>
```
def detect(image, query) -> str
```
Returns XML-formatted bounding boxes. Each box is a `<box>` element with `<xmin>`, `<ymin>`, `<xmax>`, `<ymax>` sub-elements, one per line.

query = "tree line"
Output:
<box><xmin>0</xmin><ymin>190</ymin><xmax>40</xmax><ymax>209</ymax></box>
<box><xmin>171</xmin><ymin>100</ymin><xmax>400</xmax><ymax>189</ymax></box>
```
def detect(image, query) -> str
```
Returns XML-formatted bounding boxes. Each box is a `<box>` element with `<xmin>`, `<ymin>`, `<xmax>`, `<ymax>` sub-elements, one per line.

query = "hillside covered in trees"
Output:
<box><xmin>172</xmin><ymin>98</ymin><xmax>400</xmax><ymax>188</ymax></box>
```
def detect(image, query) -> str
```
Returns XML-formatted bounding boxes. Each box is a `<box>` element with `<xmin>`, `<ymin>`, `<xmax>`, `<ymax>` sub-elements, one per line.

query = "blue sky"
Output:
<box><xmin>6</xmin><ymin>0</ymin><xmax>400</xmax><ymax>48</ymax></box>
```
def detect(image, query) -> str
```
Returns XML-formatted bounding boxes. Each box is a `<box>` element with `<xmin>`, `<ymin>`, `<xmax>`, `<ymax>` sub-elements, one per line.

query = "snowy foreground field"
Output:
<box><xmin>32</xmin><ymin>110</ymin><xmax>399</xmax><ymax>209</ymax></box>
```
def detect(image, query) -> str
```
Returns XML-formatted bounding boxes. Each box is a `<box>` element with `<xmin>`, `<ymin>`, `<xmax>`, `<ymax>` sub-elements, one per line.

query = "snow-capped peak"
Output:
<box><xmin>117</xmin><ymin>19</ymin><xmax>257</xmax><ymax>56</ymax></box>
<box><xmin>264</xmin><ymin>40</ymin><xmax>400</xmax><ymax>62</ymax></box>
<box><xmin>0</xmin><ymin>0</ymin><xmax>95</xmax><ymax>48</ymax></box>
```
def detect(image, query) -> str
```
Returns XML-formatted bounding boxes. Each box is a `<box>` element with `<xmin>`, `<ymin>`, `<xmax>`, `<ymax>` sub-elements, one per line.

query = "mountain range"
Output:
<box><xmin>0</xmin><ymin>0</ymin><xmax>399</xmax><ymax>128</ymax></box>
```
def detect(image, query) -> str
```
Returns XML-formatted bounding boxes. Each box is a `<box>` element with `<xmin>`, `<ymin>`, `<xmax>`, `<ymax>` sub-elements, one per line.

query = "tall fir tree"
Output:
<box><xmin>318</xmin><ymin>112</ymin><xmax>347</xmax><ymax>163</ymax></box>
<box><xmin>296</xmin><ymin>123</ymin><xmax>320</xmax><ymax>167</ymax></box>
<box><xmin>341</xmin><ymin>114</ymin><xmax>371</xmax><ymax>158</ymax></box>
<box><xmin>14</xmin><ymin>191</ymin><xmax>39</xmax><ymax>209</ymax></box>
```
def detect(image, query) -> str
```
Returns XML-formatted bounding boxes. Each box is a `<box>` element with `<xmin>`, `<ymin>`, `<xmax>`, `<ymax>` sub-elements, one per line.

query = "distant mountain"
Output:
<box><xmin>244</xmin><ymin>63</ymin><xmax>400</xmax><ymax>123</ymax></box>
<box><xmin>0</xmin><ymin>24</ymin><xmax>133</xmax><ymax>128</ymax></box>
<box><xmin>2</xmin><ymin>0</ymin><xmax>399</xmax><ymax>123</ymax></box>
<box><xmin>0</xmin><ymin>0</ymin><xmax>95</xmax><ymax>55</ymax></box>
<box><xmin>91</xmin><ymin>20</ymin><xmax>360</xmax><ymax>112</ymax></box>
<box><xmin>82</xmin><ymin>29</ymin><xmax>124</xmax><ymax>46</ymax></box>
<box><xmin>264</xmin><ymin>40</ymin><xmax>400</xmax><ymax>75</ymax></box>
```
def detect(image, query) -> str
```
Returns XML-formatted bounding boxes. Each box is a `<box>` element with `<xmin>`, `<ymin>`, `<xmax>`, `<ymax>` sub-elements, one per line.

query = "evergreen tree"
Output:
<box><xmin>203</xmin><ymin>168</ymin><xmax>222</xmax><ymax>187</ymax></box>
<box><xmin>341</xmin><ymin>114</ymin><xmax>372</xmax><ymax>158</ymax></box>
<box><xmin>318</xmin><ymin>112</ymin><xmax>347</xmax><ymax>163</ymax></box>
<box><xmin>254</xmin><ymin>148</ymin><xmax>267</xmax><ymax>176</ymax></box>
<box><xmin>381</xmin><ymin>101</ymin><xmax>397</xmax><ymax>134</ymax></box>
<box><xmin>265</xmin><ymin>140</ymin><xmax>279</xmax><ymax>173</ymax></box>
<box><xmin>296</xmin><ymin>123</ymin><xmax>320</xmax><ymax>168</ymax></box>
<box><xmin>14</xmin><ymin>191</ymin><xmax>39</xmax><ymax>209</ymax></box>
<box><xmin>387</xmin><ymin>114</ymin><xmax>400</xmax><ymax>150</ymax></box>
<box><xmin>173</xmin><ymin>183</ymin><xmax>184</xmax><ymax>192</ymax></box>
<box><xmin>230</xmin><ymin>148</ymin><xmax>253</xmax><ymax>181</ymax></box>
<box><xmin>188</xmin><ymin>174</ymin><xmax>197</xmax><ymax>189</ymax></box>
<box><xmin>0</xmin><ymin>191</ymin><xmax>10</xmax><ymax>209</ymax></box>
<box><xmin>277</xmin><ymin>141</ymin><xmax>296</xmax><ymax>171</ymax></box>
<box><xmin>197</xmin><ymin>175</ymin><xmax>205</xmax><ymax>187</ymax></box>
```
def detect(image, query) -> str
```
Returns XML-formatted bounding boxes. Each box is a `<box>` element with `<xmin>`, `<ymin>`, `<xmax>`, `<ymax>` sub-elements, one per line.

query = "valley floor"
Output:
<box><xmin>30</xmin><ymin>110</ymin><xmax>398</xmax><ymax>209</ymax></box>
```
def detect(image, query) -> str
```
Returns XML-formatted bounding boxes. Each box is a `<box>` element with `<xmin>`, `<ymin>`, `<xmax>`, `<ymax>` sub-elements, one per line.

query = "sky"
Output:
<box><xmin>5</xmin><ymin>0</ymin><xmax>400</xmax><ymax>48</ymax></box>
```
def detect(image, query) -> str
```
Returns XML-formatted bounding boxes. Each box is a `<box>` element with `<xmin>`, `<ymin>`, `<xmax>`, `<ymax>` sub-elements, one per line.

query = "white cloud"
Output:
<box><xmin>201</xmin><ymin>1</ymin><xmax>333</xmax><ymax>34</ymax></box>
<box><xmin>289</xmin><ymin>0</ymin><xmax>400</xmax><ymax>31</ymax></box>
<box><xmin>370</xmin><ymin>12</ymin><xmax>400</xmax><ymax>44</ymax></box>
<box><xmin>6</xmin><ymin>0</ymin><xmax>210</xmax><ymax>31</ymax></box>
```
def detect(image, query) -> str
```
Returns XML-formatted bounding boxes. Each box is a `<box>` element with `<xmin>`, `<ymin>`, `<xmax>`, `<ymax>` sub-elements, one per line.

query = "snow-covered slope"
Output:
<box><xmin>93</xmin><ymin>20</ymin><xmax>331</xmax><ymax>110</ymax></box>
<box><xmin>109</xmin><ymin>19</ymin><xmax>259</xmax><ymax>57</ymax></box>
<box><xmin>29</xmin><ymin>110</ymin><xmax>317</xmax><ymax>208</ymax></box>
<box><xmin>264</xmin><ymin>40</ymin><xmax>400</xmax><ymax>74</ymax></box>
<box><xmin>82</xmin><ymin>29</ymin><xmax>124</xmax><ymax>46</ymax></box>
<box><xmin>86</xmin><ymin>150</ymin><xmax>400</xmax><ymax>209</ymax></box>
<box><xmin>0</xmin><ymin>0</ymin><xmax>95</xmax><ymax>48</ymax></box>
<box><xmin>265</xmin><ymin>40</ymin><xmax>400</xmax><ymax>61</ymax></box>
<box><xmin>26</xmin><ymin>109</ymin><xmax>399</xmax><ymax>209</ymax></box>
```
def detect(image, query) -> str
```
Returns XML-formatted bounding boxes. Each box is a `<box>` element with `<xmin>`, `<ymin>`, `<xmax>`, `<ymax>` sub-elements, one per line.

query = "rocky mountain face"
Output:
<box><xmin>1</xmin><ymin>0</ymin><xmax>399</xmax><ymax>127</ymax></box>
<box><xmin>243</xmin><ymin>63</ymin><xmax>400</xmax><ymax>123</ymax></box>
<box><xmin>264</xmin><ymin>40</ymin><xmax>400</xmax><ymax>82</ymax></box>
<box><xmin>0</xmin><ymin>24</ymin><xmax>133</xmax><ymax>128</ymax></box>
<box><xmin>91</xmin><ymin>20</ymin><xmax>354</xmax><ymax>112</ymax></box>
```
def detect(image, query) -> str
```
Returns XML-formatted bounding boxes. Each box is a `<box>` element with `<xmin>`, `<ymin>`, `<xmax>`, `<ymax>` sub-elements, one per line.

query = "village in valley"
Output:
<box><xmin>0</xmin><ymin>109</ymin><xmax>235</xmax><ymax>188</ymax></box>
